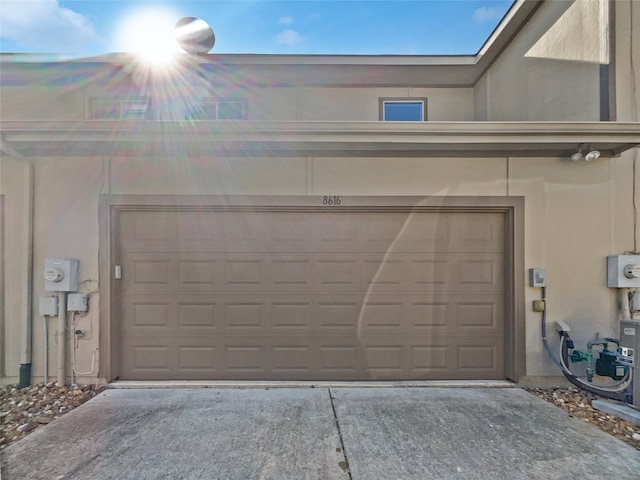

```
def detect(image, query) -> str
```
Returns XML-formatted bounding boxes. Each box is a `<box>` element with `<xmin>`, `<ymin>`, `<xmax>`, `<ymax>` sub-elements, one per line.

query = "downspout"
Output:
<box><xmin>0</xmin><ymin>135</ymin><xmax>34</xmax><ymax>388</ymax></box>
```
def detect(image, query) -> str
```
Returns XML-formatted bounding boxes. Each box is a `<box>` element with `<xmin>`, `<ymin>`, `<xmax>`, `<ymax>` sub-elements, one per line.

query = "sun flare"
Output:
<box><xmin>114</xmin><ymin>7</ymin><xmax>183</xmax><ymax>64</ymax></box>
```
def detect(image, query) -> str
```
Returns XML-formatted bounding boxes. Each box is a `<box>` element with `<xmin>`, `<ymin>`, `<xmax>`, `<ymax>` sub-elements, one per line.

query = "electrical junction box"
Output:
<box><xmin>607</xmin><ymin>255</ymin><xmax>640</xmax><ymax>288</ymax></box>
<box><xmin>619</xmin><ymin>319</ymin><xmax>640</xmax><ymax>408</ymax></box>
<box><xmin>44</xmin><ymin>258</ymin><xmax>79</xmax><ymax>292</ymax></box>
<box><xmin>67</xmin><ymin>293</ymin><xmax>89</xmax><ymax>312</ymax></box>
<box><xmin>529</xmin><ymin>268</ymin><xmax>546</xmax><ymax>287</ymax></box>
<box><xmin>38</xmin><ymin>296</ymin><xmax>59</xmax><ymax>316</ymax></box>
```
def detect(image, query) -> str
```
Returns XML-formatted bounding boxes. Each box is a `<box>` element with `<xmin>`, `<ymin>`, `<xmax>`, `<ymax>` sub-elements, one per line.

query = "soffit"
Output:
<box><xmin>1</xmin><ymin>121</ymin><xmax>638</xmax><ymax>158</ymax></box>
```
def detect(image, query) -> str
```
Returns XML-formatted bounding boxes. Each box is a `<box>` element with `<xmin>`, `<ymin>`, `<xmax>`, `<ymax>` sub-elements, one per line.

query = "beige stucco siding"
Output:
<box><xmin>108</xmin><ymin>157</ymin><xmax>308</xmax><ymax>195</ymax></box>
<box><xmin>615</xmin><ymin>0</ymin><xmax>640</xmax><ymax>123</ymax></box>
<box><xmin>481</xmin><ymin>0</ymin><xmax>601</xmax><ymax>121</ymax></box>
<box><xmin>107</xmin><ymin>157</ymin><xmax>505</xmax><ymax>197</ymax></box>
<box><xmin>0</xmin><ymin>156</ymin><xmax>103</xmax><ymax>380</ymax></box>
<box><xmin>0</xmin><ymin>87</ymin><xmax>85</xmax><ymax>121</ymax></box>
<box><xmin>0</xmin><ymin>157</ymin><xmax>31</xmax><ymax>378</ymax></box>
<box><xmin>1</xmin><ymin>0</ymin><xmax>639</xmax><ymax>383</ymax></box>
<box><xmin>310</xmin><ymin>158</ymin><xmax>505</xmax><ymax>196</ymax></box>
<box><xmin>4</xmin><ymin>153</ymin><xmax>634</xmax><ymax>381</ymax></box>
<box><xmin>30</xmin><ymin>157</ymin><xmax>103</xmax><ymax>383</ymax></box>
<box><xmin>1</xmin><ymin>84</ymin><xmax>474</xmax><ymax>122</ymax></box>
<box><xmin>511</xmin><ymin>157</ymin><xmax>615</xmax><ymax>376</ymax></box>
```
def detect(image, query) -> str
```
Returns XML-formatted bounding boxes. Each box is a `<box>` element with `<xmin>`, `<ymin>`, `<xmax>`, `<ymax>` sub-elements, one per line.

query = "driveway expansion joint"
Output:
<box><xmin>328</xmin><ymin>388</ymin><xmax>353</xmax><ymax>479</ymax></box>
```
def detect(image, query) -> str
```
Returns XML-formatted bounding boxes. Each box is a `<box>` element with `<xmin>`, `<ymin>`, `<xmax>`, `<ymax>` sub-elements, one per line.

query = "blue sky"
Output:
<box><xmin>0</xmin><ymin>0</ymin><xmax>514</xmax><ymax>56</ymax></box>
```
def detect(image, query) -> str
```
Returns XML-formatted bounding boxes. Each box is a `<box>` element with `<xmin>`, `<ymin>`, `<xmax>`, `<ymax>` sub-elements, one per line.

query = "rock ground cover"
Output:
<box><xmin>1</xmin><ymin>383</ymin><xmax>639</xmax><ymax>452</ymax></box>
<box><xmin>0</xmin><ymin>382</ymin><xmax>103</xmax><ymax>450</ymax></box>
<box><xmin>526</xmin><ymin>387</ymin><xmax>640</xmax><ymax>451</ymax></box>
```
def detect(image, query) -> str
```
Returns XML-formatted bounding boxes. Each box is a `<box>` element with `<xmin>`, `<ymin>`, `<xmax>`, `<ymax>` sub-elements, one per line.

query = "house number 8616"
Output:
<box><xmin>323</xmin><ymin>196</ymin><xmax>341</xmax><ymax>206</ymax></box>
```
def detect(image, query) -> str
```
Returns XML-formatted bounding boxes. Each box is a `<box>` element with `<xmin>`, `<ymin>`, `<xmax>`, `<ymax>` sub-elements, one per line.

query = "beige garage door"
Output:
<box><xmin>117</xmin><ymin>208</ymin><xmax>506</xmax><ymax>380</ymax></box>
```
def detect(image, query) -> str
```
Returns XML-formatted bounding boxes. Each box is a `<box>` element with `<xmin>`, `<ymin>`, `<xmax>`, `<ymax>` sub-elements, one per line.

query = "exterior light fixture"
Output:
<box><xmin>584</xmin><ymin>149</ymin><xmax>601</xmax><ymax>161</ymax></box>
<box><xmin>571</xmin><ymin>144</ymin><xmax>600</xmax><ymax>162</ymax></box>
<box><xmin>570</xmin><ymin>151</ymin><xmax>584</xmax><ymax>162</ymax></box>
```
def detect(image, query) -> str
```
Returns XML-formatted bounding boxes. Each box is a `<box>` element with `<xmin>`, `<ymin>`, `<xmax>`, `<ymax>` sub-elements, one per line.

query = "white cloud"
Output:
<box><xmin>278</xmin><ymin>16</ymin><xmax>294</xmax><ymax>26</ymax></box>
<box><xmin>473</xmin><ymin>6</ymin><xmax>504</xmax><ymax>23</ymax></box>
<box><xmin>0</xmin><ymin>0</ymin><xmax>100</xmax><ymax>51</ymax></box>
<box><xmin>276</xmin><ymin>29</ymin><xmax>303</xmax><ymax>48</ymax></box>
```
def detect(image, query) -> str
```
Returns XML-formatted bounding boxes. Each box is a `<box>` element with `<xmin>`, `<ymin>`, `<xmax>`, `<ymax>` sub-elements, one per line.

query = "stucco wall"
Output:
<box><xmin>2</xmin><ymin>152</ymin><xmax>631</xmax><ymax>382</ymax></box>
<box><xmin>615</xmin><ymin>0</ymin><xmax>640</xmax><ymax>123</ymax></box>
<box><xmin>31</xmin><ymin>157</ymin><xmax>104</xmax><ymax>383</ymax></box>
<box><xmin>481</xmin><ymin>0</ymin><xmax>601</xmax><ymax>121</ymax></box>
<box><xmin>1</xmin><ymin>0</ymin><xmax>638</xmax><ymax>384</ymax></box>
<box><xmin>1</xmin><ymin>85</ymin><xmax>475</xmax><ymax>122</ymax></box>
<box><xmin>0</xmin><ymin>157</ymin><xmax>31</xmax><ymax>379</ymax></box>
<box><xmin>0</xmin><ymin>156</ymin><xmax>103</xmax><ymax>381</ymax></box>
<box><xmin>0</xmin><ymin>87</ymin><xmax>85</xmax><ymax>121</ymax></box>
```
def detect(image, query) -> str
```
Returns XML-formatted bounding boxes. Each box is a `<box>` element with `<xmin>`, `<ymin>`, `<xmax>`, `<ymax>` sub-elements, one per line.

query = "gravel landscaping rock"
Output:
<box><xmin>0</xmin><ymin>382</ymin><xmax>103</xmax><ymax>450</ymax></box>
<box><xmin>526</xmin><ymin>386</ymin><xmax>640</xmax><ymax>452</ymax></box>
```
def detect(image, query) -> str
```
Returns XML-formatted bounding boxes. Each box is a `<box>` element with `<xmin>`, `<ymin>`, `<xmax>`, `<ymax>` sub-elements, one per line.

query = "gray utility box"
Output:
<box><xmin>44</xmin><ymin>258</ymin><xmax>79</xmax><ymax>292</ymax></box>
<box><xmin>619</xmin><ymin>319</ymin><xmax>640</xmax><ymax>408</ymax></box>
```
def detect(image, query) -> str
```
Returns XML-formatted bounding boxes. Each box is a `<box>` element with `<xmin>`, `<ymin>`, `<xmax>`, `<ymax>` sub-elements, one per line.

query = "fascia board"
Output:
<box><xmin>1</xmin><ymin>120</ymin><xmax>638</xmax><ymax>158</ymax></box>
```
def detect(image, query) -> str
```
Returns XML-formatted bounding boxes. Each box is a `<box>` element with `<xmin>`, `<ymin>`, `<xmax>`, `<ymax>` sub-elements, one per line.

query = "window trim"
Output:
<box><xmin>88</xmin><ymin>96</ymin><xmax>151</xmax><ymax>120</ymax></box>
<box><xmin>379</xmin><ymin>97</ymin><xmax>428</xmax><ymax>122</ymax></box>
<box><xmin>186</xmin><ymin>98</ymin><xmax>249</xmax><ymax>121</ymax></box>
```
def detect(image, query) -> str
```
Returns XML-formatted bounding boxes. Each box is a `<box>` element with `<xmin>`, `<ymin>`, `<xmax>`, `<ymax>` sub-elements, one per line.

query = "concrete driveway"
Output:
<box><xmin>1</xmin><ymin>387</ymin><xmax>639</xmax><ymax>479</ymax></box>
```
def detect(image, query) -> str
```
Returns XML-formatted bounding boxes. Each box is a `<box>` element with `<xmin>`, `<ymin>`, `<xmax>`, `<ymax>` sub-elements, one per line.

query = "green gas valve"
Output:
<box><xmin>570</xmin><ymin>350</ymin><xmax>589</xmax><ymax>363</ymax></box>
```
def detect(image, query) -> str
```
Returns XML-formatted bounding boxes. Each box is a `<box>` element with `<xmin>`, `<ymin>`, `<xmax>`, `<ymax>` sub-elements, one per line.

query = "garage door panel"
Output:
<box><xmin>178</xmin><ymin>346</ymin><xmax>217</xmax><ymax>371</ymax></box>
<box><xmin>118</xmin><ymin>208</ymin><xmax>508</xmax><ymax>380</ymax></box>
<box><xmin>122</xmin><ymin>294</ymin><xmax>503</xmax><ymax>335</ymax></box>
<box><xmin>178</xmin><ymin>260</ymin><xmax>217</xmax><ymax>285</ymax></box>
<box><xmin>272</xmin><ymin>345</ymin><xmax>313</xmax><ymax>375</ymax></box>
<box><xmin>123</xmin><ymin>301</ymin><xmax>174</xmax><ymax>332</ymax></box>
<box><xmin>122</xmin><ymin>252</ymin><xmax>503</xmax><ymax>296</ymax></box>
<box><xmin>120</xmin><ymin>211</ymin><xmax>505</xmax><ymax>254</ymax></box>
<box><xmin>272</xmin><ymin>302</ymin><xmax>313</xmax><ymax>329</ymax></box>
<box><xmin>317</xmin><ymin>301</ymin><xmax>359</xmax><ymax>330</ymax></box>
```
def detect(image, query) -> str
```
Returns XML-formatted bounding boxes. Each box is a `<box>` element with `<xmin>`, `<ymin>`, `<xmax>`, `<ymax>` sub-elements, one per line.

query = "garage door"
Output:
<box><xmin>116</xmin><ymin>208</ymin><xmax>506</xmax><ymax>380</ymax></box>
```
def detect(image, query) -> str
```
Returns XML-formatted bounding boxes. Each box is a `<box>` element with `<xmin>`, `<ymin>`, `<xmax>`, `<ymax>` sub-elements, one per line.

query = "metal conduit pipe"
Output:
<box><xmin>43</xmin><ymin>315</ymin><xmax>49</xmax><ymax>384</ymax></box>
<box><xmin>57</xmin><ymin>292</ymin><xmax>67</xmax><ymax>386</ymax></box>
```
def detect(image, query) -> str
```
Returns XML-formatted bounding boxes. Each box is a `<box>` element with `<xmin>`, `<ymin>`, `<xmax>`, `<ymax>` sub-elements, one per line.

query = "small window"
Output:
<box><xmin>91</xmin><ymin>97</ymin><xmax>150</xmax><ymax>120</ymax></box>
<box><xmin>379</xmin><ymin>98</ymin><xmax>427</xmax><ymax>121</ymax></box>
<box><xmin>187</xmin><ymin>99</ymin><xmax>248</xmax><ymax>120</ymax></box>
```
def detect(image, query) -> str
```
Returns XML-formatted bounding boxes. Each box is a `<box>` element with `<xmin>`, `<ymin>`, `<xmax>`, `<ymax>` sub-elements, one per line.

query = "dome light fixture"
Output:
<box><xmin>570</xmin><ymin>143</ymin><xmax>600</xmax><ymax>162</ymax></box>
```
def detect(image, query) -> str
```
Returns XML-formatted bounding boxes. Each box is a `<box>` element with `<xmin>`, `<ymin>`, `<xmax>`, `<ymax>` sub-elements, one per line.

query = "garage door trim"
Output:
<box><xmin>99</xmin><ymin>195</ymin><xmax>524</xmax><ymax>382</ymax></box>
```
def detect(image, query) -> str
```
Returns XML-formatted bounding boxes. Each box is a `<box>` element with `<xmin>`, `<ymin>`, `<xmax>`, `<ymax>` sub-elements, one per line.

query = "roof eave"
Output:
<box><xmin>1</xmin><ymin>120</ymin><xmax>637</xmax><ymax>159</ymax></box>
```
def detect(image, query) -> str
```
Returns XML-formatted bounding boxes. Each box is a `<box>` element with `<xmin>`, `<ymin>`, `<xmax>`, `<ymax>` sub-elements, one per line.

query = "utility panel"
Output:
<box><xmin>529</xmin><ymin>268</ymin><xmax>546</xmax><ymax>287</ymax></box>
<box><xmin>607</xmin><ymin>255</ymin><xmax>640</xmax><ymax>288</ymax></box>
<box><xmin>44</xmin><ymin>258</ymin><xmax>79</xmax><ymax>292</ymax></box>
<box><xmin>38</xmin><ymin>296</ymin><xmax>59</xmax><ymax>316</ymax></box>
<box><xmin>619</xmin><ymin>319</ymin><xmax>640</xmax><ymax>408</ymax></box>
<box><xmin>67</xmin><ymin>293</ymin><xmax>89</xmax><ymax>312</ymax></box>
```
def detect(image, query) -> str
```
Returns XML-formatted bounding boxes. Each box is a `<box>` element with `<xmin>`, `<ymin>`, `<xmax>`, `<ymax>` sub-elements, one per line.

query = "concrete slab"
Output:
<box><xmin>0</xmin><ymin>389</ymin><xmax>346</xmax><ymax>480</ymax></box>
<box><xmin>593</xmin><ymin>399</ymin><xmax>640</xmax><ymax>426</ymax></box>
<box><xmin>2</xmin><ymin>387</ymin><xmax>639</xmax><ymax>480</ymax></box>
<box><xmin>331</xmin><ymin>388</ymin><xmax>640</xmax><ymax>479</ymax></box>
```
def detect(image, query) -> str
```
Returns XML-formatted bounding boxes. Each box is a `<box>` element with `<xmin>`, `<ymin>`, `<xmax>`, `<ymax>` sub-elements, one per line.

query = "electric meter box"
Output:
<box><xmin>44</xmin><ymin>258</ymin><xmax>79</xmax><ymax>292</ymax></box>
<box><xmin>607</xmin><ymin>255</ymin><xmax>640</xmax><ymax>288</ymax></box>
<box><xmin>619</xmin><ymin>319</ymin><xmax>640</xmax><ymax>408</ymax></box>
